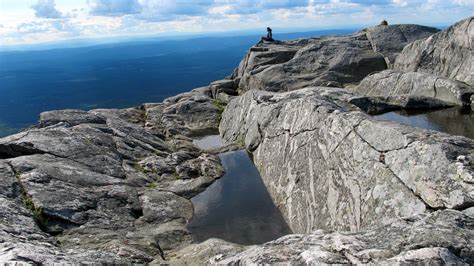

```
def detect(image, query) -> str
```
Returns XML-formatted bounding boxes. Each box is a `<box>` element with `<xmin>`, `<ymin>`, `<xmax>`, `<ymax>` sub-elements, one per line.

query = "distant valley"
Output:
<box><xmin>0</xmin><ymin>29</ymin><xmax>356</xmax><ymax>137</ymax></box>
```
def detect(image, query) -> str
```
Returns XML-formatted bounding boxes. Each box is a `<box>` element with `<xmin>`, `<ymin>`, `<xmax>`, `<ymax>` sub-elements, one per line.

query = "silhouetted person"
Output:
<box><xmin>266</xmin><ymin>27</ymin><xmax>273</xmax><ymax>40</ymax></box>
<box><xmin>380</xmin><ymin>19</ymin><xmax>388</xmax><ymax>26</ymax></box>
<box><xmin>259</xmin><ymin>27</ymin><xmax>274</xmax><ymax>43</ymax></box>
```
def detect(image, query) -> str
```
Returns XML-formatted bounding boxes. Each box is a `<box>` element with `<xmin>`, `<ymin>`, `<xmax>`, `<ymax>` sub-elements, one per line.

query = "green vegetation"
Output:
<box><xmin>133</xmin><ymin>163</ymin><xmax>147</xmax><ymax>173</ymax></box>
<box><xmin>15</xmin><ymin>173</ymin><xmax>47</xmax><ymax>226</ymax></box>
<box><xmin>171</xmin><ymin>169</ymin><xmax>180</xmax><ymax>179</ymax></box>
<box><xmin>143</xmin><ymin>110</ymin><xmax>149</xmax><ymax>122</ymax></box>
<box><xmin>212</xmin><ymin>99</ymin><xmax>227</xmax><ymax>113</ymax></box>
<box><xmin>237</xmin><ymin>134</ymin><xmax>246</xmax><ymax>148</ymax></box>
<box><xmin>147</xmin><ymin>182</ymin><xmax>157</xmax><ymax>188</ymax></box>
<box><xmin>212</xmin><ymin>99</ymin><xmax>227</xmax><ymax>123</ymax></box>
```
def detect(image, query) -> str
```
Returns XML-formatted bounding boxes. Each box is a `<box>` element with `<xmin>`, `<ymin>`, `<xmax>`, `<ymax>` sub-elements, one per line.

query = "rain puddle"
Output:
<box><xmin>189</xmin><ymin>135</ymin><xmax>291</xmax><ymax>245</ymax></box>
<box><xmin>192</xmin><ymin>135</ymin><xmax>224</xmax><ymax>150</ymax></box>
<box><xmin>373</xmin><ymin>107</ymin><xmax>473</xmax><ymax>139</ymax></box>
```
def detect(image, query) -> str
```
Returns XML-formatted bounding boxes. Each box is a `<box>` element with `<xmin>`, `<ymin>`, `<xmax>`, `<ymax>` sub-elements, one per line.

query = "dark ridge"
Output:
<box><xmin>0</xmin><ymin>143</ymin><xmax>46</xmax><ymax>159</ymax></box>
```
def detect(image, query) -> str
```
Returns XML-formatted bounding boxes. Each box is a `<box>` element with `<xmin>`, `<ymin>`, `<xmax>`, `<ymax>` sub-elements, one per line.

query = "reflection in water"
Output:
<box><xmin>373</xmin><ymin>107</ymin><xmax>473</xmax><ymax>139</ymax></box>
<box><xmin>188</xmin><ymin>150</ymin><xmax>291</xmax><ymax>245</ymax></box>
<box><xmin>192</xmin><ymin>135</ymin><xmax>224</xmax><ymax>150</ymax></box>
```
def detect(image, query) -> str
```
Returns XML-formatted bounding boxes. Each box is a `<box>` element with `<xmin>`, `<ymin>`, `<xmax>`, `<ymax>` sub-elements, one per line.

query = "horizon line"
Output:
<box><xmin>0</xmin><ymin>22</ymin><xmax>448</xmax><ymax>52</ymax></box>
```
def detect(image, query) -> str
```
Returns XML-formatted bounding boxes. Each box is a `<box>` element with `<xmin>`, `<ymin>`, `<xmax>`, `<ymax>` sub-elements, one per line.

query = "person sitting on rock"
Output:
<box><xmin>259</xmin><ymin>27</ymin><xmax>274</xmax><ymax>43</ymax></box>
<box><xmin>380</xmin><ymin>19</ymin><xmax>388</xmax><ymax>26</ymax></box>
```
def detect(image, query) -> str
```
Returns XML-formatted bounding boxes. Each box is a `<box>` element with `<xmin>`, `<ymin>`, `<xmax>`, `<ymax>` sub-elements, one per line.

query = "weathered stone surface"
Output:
<box><xmin>0</xmin><ymin>88</ymin><xmax>225</xmax><ymax>263</ymax></box>
<box><xmin>39</xmin><ymin>109</ymin><xmax>106</xmax><ymax>127</ymax></box>
<box><xmin>0</xmin><ymin>161</ymin><xmax>130</xmax><ymax>264</ymax></box>
<box><xmin>144</xmin><ymin>87</ymin><xmax>222</xmax><ymax>137</ymax></box>
<box><xmin>238</xmin><ymin>33</ymin><xmax>387</xmax><ymax>91</ymax></box>
<box><xmin>167</xmin><ymin>238</ymin><xmax>246</xmax><ymax>265</ymax></box>
<box><xmin>221</xmin><ymin>88</ymin><xmax>473</xmax><ymax>233</ymax></box>
<box><xmin>394</xmin><ymin>17</ymin><xmax>474</xmax><ymax>87</ymax></box>
<box><xmin>214</xmin><ymin>210</ymin><xmax>473</xmax><ymax>265</ymax></box>
<box><xmin>364</xmin><ymin>24</ymin><xmax>439</xmax><ymax>66</ymax></box>
<box><xmin>232</xmin><ymin>25</ymin><xmax>438</xmax><ymax>93</ymax></box>
<box><xmin>140</xmin><ymin>190</ymin><xmax>193</xmax><ymax>222</ymax></box>
<box><xmin>0</xmin><ymin>124</ymin><xmax>125</xmax><ymax>177</ymax></box>
<box><xmin>354</xmin><ymin>70</ymin><xmax>474</xmax><ymax>106</ymax></box>
<box><xmin>210</xmin><ymin>79</ymin><xmax>237</xmax><ymax>98</ymax></box>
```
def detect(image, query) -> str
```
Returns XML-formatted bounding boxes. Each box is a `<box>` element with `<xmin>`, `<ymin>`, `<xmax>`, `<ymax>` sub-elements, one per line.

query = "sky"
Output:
<box><xmin>0</xmin><ymin>0</ymin><xmax>473</xmax><ymax>46</ymax></box>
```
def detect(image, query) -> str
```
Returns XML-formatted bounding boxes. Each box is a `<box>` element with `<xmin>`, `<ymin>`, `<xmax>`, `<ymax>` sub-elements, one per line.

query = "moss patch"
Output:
<box><xmin>15</xmin><ymin>173</ymin><xmax>47</xmax><ymax>226</ymax></box>
<box><xmin>133</xmin><ymin>163</ymin><xmax>147</xmax><ymax>173</ymax></box>
<box><xmin>171</xmin><ymin>169</ymin><xmax>180</xmax><ymax>179</ymax></box>
<box><xmin>147</xmin><ymin>182</ymin><xmax>158</xmax><ymax>188</ymax></box>
<box><xmin>212</xmin><ymin>99</ymin><xmax>227</xmax><ymax>113</ymax></box>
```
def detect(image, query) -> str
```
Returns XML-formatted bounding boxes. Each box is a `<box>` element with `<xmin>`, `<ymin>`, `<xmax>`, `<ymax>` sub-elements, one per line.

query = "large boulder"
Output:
<box><xmin>220</xmin><ymin>88</ymin><xmax>473</xmax><ymax>233</ymax></box>
<box><xmin>364</xmin><ymin>24</ymin><xmax>439</xmax><ymax>66</ymax></box>
<box><xmin>232</xmin><ymin>24</ymin><xmax>438</xmax><ymax>93</ymax></box>
<box><xmin>394</xmin><ymin>16</ymin><xmax>474</xmax><ymax>87</ymax></box>
<box><xmin>237</xmin><ymin>32</ymin><xmax>387</xmax><ymax>91</ymax></box>
<box><xmin>354</xmin><ymin>70</ymin><xmax>474</xmax><ymax>106</ymax></box>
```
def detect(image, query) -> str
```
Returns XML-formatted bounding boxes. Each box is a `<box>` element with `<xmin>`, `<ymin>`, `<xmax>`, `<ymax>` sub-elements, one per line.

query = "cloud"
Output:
<box><xmin>214</xmin><ymin>0</ymin><xmax>310</xmax><ymax>15</ymax></box>
<box><xmin>88</xmin><ymin>0</ymin><xmax>142</xmax><ymax>16</ymax></box>
<box><xmin>86</xmin><ymin>0</ymin><xmax>312</xmax><ymax>21</ymax></box>
<box><xmin>137</xmin><ymin>0</ymin><xmax>215</xmax><ymax>21</ymax></box>
<box><xmin>2</xmin><ymin>0</ymin><xmax>474</xmax><ymax>46</ymax></box>
<box><xmin>31</xmin><ymin>0</ymin><xmax>63</xmax><ymax>19</ymax></box>
<box><xmin>16</xmin><ymin>19</ymin><xmax>78</xmax><ymax>34</ymax></box>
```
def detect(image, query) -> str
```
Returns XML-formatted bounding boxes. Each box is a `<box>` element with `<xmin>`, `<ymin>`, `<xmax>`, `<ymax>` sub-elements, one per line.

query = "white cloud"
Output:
<box><xmin>88</xmin><ymin>0</ymin><xmax>142</xmax><ymax>16</ymax></box>
<box><xmin>453</xmin><ymin>0</ymin><xmax>474</xmax><ymax>5</ymax></box>
<box><xmin>1</xmin><ymin>0</ymin><xmax>473</xmax><ymax>46</ymax></box>
<box><xmin>16</xmin><ymin>19</ymin><xmax>78</xmax><ymax>34</ymax></box>
<box><xmin>31</xmin><ymin>0</ymin><xmax>63</xmax><ymax>19</ymax></box>
<box><xmin>392</xmin><ymin>0</ymin><xmax>408</xmax><ymax>7</ymax></box>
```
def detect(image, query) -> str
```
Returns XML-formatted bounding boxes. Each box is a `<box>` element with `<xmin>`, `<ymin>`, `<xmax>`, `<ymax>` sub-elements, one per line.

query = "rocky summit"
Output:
<box><xmin>1</xmin><ymin>17</ymin><xmax>473</xmax><ymax>265</ymax></box>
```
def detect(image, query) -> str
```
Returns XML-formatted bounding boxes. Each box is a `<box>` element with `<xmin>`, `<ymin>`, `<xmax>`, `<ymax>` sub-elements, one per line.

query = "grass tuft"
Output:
<box><xmin>133</xmin><ymin>163</ymin><xmax>147</xmax><ymax>173</ymax></box>
<box><xmin>212</xmin><ymin>99</ymin><xmax>227</xmax><ymax>113</ymax></box>
<box><xmin>16</xmin><ymin>173</ymin><xmax>47</xmax><ymax>226</ymax></box>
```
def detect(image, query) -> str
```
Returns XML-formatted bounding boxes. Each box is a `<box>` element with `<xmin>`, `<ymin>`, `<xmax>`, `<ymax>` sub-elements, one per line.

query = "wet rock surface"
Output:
<box><xmin>187</xmin><ymin>150</ymin><xmax>291</xmax><ymax>245</ymax></box>
<box><xmin>374</xmin><ymin>107</ymin><xmax>474</xmax><ymax>139</ymax></box>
